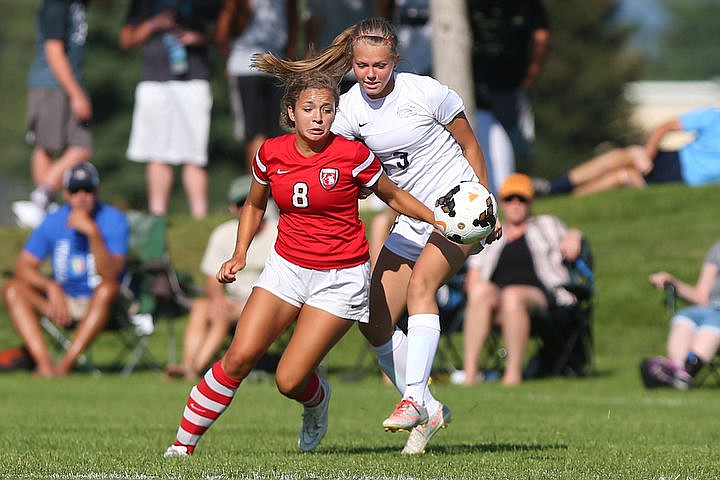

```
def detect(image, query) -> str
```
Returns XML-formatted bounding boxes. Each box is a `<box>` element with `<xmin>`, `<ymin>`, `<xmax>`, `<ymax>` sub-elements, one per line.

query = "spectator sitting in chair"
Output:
<box><xmin>642</xmin><ymin>239</ymin><xmax>720</xmax><ymax>390</ymax></box>
<box><xmin>3</xmin><ymin>162</ymin><xmax>129</xmax><ymax>378</ymax></box>
<box><xmin>460</xmin><ymin>173</ymin><xmax>583</xmax><ymax>386</ymax></box>
<box><xmin>164</xmin><ymin>176</ymin><xmax>278</xmax><ymax>381</ymax></box>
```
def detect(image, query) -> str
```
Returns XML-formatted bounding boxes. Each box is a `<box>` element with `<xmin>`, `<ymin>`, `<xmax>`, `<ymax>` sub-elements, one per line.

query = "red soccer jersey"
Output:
<box><xmin>253</xmin><ymin>133</ymin><xmax>383</xmax><ymax>270</ymax></box>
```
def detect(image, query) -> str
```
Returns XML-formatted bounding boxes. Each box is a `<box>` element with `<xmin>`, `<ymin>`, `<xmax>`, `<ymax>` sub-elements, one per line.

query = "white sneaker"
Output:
<box><xmin>163</xmin><ymin>444</ymin><xmax>190</xmax><ymax>458</ymax></box>
<box><xmin>382</xmin><ymin>397</ymin><xmax>428</xmax><ymax>432</ymax></box>
<box><xmin>401</xmin><ymin>404</ymin><xmax>452</xmax><ymax>455</ymax></box>
<box><xmin>12</xmin><ymin>200</ymin><xmax>46</xmax><ymax>229</ymax></box>
<box><xmin>298</xmin><ymin>378</ymin><xmax>330</xmax><ymax>452</ymax></box>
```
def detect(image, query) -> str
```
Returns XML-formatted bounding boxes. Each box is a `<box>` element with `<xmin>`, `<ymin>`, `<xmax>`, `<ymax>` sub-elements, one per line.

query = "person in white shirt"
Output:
<box><xmin>253</xmin><ymin>16</ymin><xmax>501</xmax><ymax>454</ymax></box>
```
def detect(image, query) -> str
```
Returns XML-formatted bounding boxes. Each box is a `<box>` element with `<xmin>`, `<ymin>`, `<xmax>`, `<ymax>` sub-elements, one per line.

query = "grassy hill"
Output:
<box><xmin>1</xmin><ymin>183</ymin><xmax>719</xmax><ymax>478</ymax></box>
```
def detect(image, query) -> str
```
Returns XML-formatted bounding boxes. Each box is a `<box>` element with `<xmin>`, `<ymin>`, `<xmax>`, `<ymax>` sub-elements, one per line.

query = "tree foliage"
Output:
<box><xmin>0</xmin><ymin>0</ymin><xmax>651</xmax><ymax>207</ymax></box>
<box><xmin>647</xmin><ymin>0</ymin><xmax>720</xmax><ymax>81</ymax></box>
<box><xmin>531</xmin><ymin>0</ymin><xmax>645</xmax><ymax>177</ymax></box>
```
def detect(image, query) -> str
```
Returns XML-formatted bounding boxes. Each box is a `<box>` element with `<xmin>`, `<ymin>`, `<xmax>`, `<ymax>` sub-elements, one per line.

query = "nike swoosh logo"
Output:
<box><xmin>359</xmin><ymin>122</ymin><xmax>368</xmax><ymax>127</ymax></box>
<box><xmin>277</xmin><ymin>169</ymin><xmax>289</xmax><ymax>174</ymax></box>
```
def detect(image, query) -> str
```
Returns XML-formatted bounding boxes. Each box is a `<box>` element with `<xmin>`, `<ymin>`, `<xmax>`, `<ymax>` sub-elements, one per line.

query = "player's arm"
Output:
<box><xmin>444</xmin><ymin>113</ymin><xmax>502</xmax><ymax>242</ymax></box>
<box><xmin>371</xmin><ymin>173</ymin><xmax>434</xmax><ymax>226</ymax></box>
<box><xmin>218</xmin><ymin>179</ymin><xmax>269</xmax><ymax>283</ymax></box>
<box><xmin>444</xmin><ymin>112</ymin><xmax>490</xmax><ymax>190</ymax></box>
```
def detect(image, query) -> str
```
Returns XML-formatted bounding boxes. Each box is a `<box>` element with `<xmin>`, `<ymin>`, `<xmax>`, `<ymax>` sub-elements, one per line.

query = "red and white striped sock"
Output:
<box><xmin>295</xmin><ymin>372</ymin><xmax>324</xmax><ymax>408</ymax></box>
<box><xmin>172</xmin><ymin>360</ymin><xmax>241</xmax><ymax>453</ymax></box>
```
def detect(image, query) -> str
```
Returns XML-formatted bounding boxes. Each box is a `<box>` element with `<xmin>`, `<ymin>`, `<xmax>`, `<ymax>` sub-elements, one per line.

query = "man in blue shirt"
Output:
<box><xmin>3</xmin><ymin>162</ymin><xmax>129</xmax><ymax>377</ymax></box>
<box><xmin>536</xmin><ymin>107</ymin><xmax>720</xmax><ymax>196</ymax></box>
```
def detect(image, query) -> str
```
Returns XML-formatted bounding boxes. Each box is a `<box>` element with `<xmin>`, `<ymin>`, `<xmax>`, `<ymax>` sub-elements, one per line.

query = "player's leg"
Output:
<box><xmin>362</xmin><ymin>247</ymin><xmax>413</xmax><ymax>391</ymax></box>
<box><xmin>165</xmin><ymin>288</ymin><xmax>299</xmax><ymax>456</ymax></box>
<box><xmin>276</xmin><ymin>305</ymin><xmax>354</xmax><ymax>451</ymax></box>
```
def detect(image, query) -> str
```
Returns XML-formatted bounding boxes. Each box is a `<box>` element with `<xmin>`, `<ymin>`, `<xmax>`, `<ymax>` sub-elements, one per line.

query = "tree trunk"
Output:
<box><xmin>429</xmin><ymin>0</ymin><xmax>476</xmax><ymax>130</ymax></box>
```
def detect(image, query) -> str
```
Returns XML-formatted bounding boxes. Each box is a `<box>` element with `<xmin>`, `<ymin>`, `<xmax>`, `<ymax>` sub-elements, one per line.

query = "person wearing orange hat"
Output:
<box><xmin>460</xmin><ymin>173</ymin><xmax>584</xmax><ymax>385</ymax></box>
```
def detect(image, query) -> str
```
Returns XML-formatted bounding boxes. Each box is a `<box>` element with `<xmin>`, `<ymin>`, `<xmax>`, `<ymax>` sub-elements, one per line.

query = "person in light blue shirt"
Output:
<box><xmin>536</xmin><ymin>107</ymin><xmax>720</xmax><ymax>195</ymax></box>
<box><xmin>3</xmin><ymin>162</ymin><xmax>129</xmax><ymax>378</ymax></box>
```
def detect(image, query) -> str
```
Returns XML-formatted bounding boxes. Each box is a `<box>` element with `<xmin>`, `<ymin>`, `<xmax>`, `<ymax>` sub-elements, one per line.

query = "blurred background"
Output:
<box><xmin>0</xmin><ymin>0</ymin><xmax>718</xmax><ymax>224</ymax></box>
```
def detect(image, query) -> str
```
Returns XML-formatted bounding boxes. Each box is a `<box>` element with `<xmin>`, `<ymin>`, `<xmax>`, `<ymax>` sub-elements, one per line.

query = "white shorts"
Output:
<box><xmin>127</xmin><ymin>80</ymin><xmax>212</xmax><ymax>166</ymax></box>
<box><xmin>254</xmin><ymin>249</ymin><xmax>370</xmax><ymax>322</ymax></box>
<box><xmin>384</xmin><ymin>214</ymin><xmax>434</xmax><ymax>262</ymax></box>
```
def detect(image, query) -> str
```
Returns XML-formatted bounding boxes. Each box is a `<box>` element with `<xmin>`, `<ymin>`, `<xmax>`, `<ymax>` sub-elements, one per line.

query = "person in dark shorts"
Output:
<box><xmin>13</xmin><ymin>0</ymin><xmax>93</xmax><ymax>229</ymax></box>
<box><xmin>536</xmin><ymin>107</ymin><xmax>720</xmax><ymax>196</ymax></box>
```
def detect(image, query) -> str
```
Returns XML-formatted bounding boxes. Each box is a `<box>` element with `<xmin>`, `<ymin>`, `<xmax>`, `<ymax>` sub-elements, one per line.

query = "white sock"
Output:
<box><xmin>372</xmin><ymin>328</ymin><xmax>407</xmax><ymax>395</ymax></box>
<box><xmin>404</xmin><ymin>313</ymin><xmax>441</xmax><ymax>413</ymax></box>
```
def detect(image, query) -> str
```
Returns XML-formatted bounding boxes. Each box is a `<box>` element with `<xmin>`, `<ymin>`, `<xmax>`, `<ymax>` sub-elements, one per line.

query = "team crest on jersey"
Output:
<box><xmin>319</xmin><ymin>168</ymin><xmax>339</xmax><ymax>191</ymax></box>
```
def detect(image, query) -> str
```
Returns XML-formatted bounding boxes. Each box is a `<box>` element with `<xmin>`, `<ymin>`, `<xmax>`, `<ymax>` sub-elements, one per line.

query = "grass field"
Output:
<box><xmin>1</xmin><ymin>184</ymin><xmax>720</xmax><ymax>479</ymax></box>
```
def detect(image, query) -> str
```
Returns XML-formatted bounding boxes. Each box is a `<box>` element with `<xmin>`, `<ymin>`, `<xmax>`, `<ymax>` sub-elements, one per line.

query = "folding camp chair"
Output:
<box><xmin>122</xmin><ymin>211</ymin><xmax>196</xmax><ymax>366</ymax></box>
<box><xmin>437</xmin><ymin>236</ymin><xmax>596</xmax><ymax>380</ymax></box>
<box><xmin>41</xmin><ymin>210</ymin><xmax>195</xmax><ymax>375</ymax></box>
<box><xmin>528</xmin><ymin>236</ymin><xmax>596</xmax><ymax>377</ymax></box>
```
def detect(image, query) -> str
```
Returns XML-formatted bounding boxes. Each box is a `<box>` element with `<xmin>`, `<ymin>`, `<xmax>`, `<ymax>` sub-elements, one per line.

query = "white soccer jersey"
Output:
<box><xmin>332</xmin><ymin>72</ymin><xmax>478</xmax><ymax>207</ymax></box>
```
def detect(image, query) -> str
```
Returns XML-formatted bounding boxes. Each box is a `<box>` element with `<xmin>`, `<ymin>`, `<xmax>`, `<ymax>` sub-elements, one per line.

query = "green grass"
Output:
<box><xmin>1</xmin><ymin>183</ymin><xmax>720</xmax><ymax>479</ymax></box>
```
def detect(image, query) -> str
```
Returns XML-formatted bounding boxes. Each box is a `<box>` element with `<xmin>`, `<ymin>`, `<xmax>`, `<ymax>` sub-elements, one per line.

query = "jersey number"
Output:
<box><xmin>292</xmin><ymin>182</ymin><xmax>309</xmax><ymax>208</ymax></box>
<box><xmin>392</xmin><ymin>151</ymin><xmax>409</xmax><ymax>170</ymax></box>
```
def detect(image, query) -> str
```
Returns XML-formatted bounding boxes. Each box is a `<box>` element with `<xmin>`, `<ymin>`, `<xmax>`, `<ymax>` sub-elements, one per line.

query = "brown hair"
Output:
<box><xmin>279</xmin><ymin>71</ymin><xmax>340</xmax><ymax>129</ymax></box>
<box><xmin>251</xmin><ymin>17</ymin><xmax>399</xmax><ymax>86</ymax></box>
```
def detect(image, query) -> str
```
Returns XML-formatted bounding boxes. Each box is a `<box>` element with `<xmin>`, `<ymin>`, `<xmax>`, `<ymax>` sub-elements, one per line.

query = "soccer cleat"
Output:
<box><xmin>298</xmin><ymin>378</ymin><xmax>331</xmax><ymax>452</ymax></box>
<box><xmin>382</xmin><ymin>397</ymin><xmax>428</xmax><ymax>432</ymax></box>
<box><xmin>163</xmin><ymin>444</ymin><xmax>191</xmax><ymax>458</ymax></box>
<box><xmin>401</xmin><ymin>404</ymin><xmax>452</xmax><ymax>455</ymax></box>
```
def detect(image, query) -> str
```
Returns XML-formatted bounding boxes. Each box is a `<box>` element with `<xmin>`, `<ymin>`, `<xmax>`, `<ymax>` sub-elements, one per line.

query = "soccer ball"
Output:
<box><xmin>434</xmin><ymin>181</ymin><xmax>497</xmax><ymax>244</ymax></box>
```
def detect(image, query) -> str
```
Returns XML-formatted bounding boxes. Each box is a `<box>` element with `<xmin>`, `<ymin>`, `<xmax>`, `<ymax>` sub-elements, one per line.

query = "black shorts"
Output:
<box><xmin>234</xmin><ymin>75</ymin><xmax>284</xmax><ymax>140</ymax></box>
<box><xmin>644</xmin><ymin>150</ymin><xmax>683</xmax><ymax>184</ymax></box>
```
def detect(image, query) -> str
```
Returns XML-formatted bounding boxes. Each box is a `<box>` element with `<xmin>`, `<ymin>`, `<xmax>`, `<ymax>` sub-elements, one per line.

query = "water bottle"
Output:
<box><xmin>162</xmin><ymin>32</ymin><xmax>188</xmax><ymax>76</ymax></box>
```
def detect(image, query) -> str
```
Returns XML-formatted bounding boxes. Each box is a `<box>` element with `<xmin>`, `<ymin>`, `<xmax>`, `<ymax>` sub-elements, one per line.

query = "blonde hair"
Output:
<box><xmin>251</xmin><ymin>17</ymin><xmax>399</xmax><ymax>86</ymax></box>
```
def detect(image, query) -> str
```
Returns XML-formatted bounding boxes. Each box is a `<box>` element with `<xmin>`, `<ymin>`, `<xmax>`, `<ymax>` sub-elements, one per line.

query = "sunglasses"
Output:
<box><xmin>501</xmin><ymin>195</ymin><xmax>529</xmax><ymax>203</ymax></box>
<box><xmin>68</xmin><ymin>186</ymin><xmax>96</xmax><ymax>194</ymax></box>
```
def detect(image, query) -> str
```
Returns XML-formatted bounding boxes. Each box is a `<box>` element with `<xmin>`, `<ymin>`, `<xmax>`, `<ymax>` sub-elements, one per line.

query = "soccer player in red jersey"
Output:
<box><xmin>163</xmin><ymin>70</ymin><xmax>435</xmax><ymax>457</ymax></box>
<box><xmin>248</xmin><ymin>17</ymin><xmax>502</xmax><ymax>454</ymax></box>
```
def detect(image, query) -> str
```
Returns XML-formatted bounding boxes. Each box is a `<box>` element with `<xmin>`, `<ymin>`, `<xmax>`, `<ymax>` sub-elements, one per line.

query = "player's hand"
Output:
<box><xmin>217</xmin><ymin>256</ymin><xmax>246</xmax><ymax>284</ymax></box>
<box><xmin>484</xmin><ymin>221</ymin><xmax>503</xmax><ymax>245</ymax></box>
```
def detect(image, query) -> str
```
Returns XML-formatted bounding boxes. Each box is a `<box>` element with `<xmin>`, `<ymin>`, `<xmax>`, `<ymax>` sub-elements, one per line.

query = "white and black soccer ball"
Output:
<box><xmin>434</xmin><ymin>181</ymin><xmax>497</xmax><ymax>245</ymax></box>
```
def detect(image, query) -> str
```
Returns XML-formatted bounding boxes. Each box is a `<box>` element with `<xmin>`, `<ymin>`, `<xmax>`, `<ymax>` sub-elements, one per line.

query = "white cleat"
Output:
<box><xmin>163</xmin><ymin>444</ymin><xmax>190</xmax><ymax>458</ymax></box>
<box><xmin>298</xmin><ymin>378</ymin><xmax>331</xmax><ymax>452</ymax></box>
<box><xmin>401</xmin><ymin>404</ymin><xmax>452</xmax><ymax>455</ymax></box>
<box><xmin>382</xmin><ymin>397</ymin><xmax>428</xmax><ymax>432</ymax></box>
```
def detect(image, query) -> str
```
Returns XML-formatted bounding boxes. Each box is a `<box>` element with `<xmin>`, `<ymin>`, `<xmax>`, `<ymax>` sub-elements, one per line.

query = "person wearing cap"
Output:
<box><xmin>460</xmin><ymin>173</ymin><xmax>583</xmax><ymax>385</ymax></box>
<box><xmin>3</xmin><ymin>162</ymin><xmax>129</xmax><ymax>377</ymax></box>
<box><xmin>163</xmin><ymin>176</ymin><xmax>278</xmax><ymax>380</ymax></box>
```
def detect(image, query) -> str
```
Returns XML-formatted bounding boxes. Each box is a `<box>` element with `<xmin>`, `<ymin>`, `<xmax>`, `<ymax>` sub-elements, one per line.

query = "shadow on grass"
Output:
<box><xmin>325</xmin><ymin>442</ymin><xmax>568</xmax><ymax>455</ymax></box>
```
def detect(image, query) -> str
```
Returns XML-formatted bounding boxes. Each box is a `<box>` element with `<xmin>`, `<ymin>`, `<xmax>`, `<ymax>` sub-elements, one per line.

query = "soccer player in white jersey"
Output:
<box><xmin>163</xmin><ymin>71</ymin><xmax>436</xmax><ymax>457</ymax></box>
<box><xmin>251</xmin><ymin>17</ymin><xmax>501</xmax><ymax>454</ymax></box>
